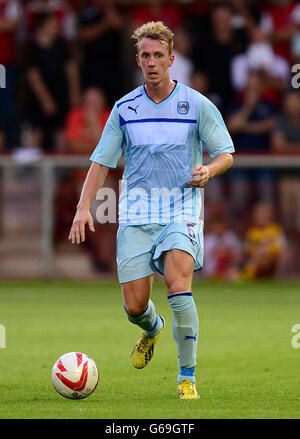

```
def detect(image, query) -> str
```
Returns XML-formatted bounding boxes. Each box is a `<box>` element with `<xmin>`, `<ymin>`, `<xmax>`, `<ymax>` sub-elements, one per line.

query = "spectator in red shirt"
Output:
<box><xmin>58</xmin><ymin>87</ymin><xmax>118</xmax><ymax>273</ymax></box>
<box><xmin>65</xmin><ymin>87</ymin><xmax>110</xmax><ymax>158</ymax></box>
<box><xmin>203</xmin><ymin>217</ymin><xmax>242</xmax><ymax>280</ymax></box>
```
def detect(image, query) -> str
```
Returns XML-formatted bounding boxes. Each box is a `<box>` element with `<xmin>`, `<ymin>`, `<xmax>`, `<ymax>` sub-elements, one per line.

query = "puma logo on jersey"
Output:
<box><xmin>128</xmin><ymin>105</ymin><xmax>139</xmax><ymax>114</ymax></box>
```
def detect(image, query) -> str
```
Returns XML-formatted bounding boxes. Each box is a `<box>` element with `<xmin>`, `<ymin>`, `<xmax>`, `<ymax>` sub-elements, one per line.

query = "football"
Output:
<box><xmin>51</xmin><ymin>352</ymin><xmax>99</xmax><ymax>399</ymax></box>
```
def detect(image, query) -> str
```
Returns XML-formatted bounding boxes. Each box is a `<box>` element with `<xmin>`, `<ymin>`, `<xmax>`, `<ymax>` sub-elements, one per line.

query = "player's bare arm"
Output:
<box><xmin>188</xmin><ymin>152</ymin><xmax>233</xmax><ymax>188</ymax></box>
<box><xmin>69</xmin><ymin>162</ymin><xmax>109</xmax><ymax>244</ymax></box>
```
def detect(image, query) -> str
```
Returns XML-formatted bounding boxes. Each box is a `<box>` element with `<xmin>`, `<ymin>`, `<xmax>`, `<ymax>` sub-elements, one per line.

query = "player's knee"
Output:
<box><xmin>166</xmin><ymin>279</ymin><xmax>191</xmax><ymax>296</ymax></box>
<box><xmin>124</xmin><ymin>301</ymin><xmax>148</xmax><ymax>317</ymax></box>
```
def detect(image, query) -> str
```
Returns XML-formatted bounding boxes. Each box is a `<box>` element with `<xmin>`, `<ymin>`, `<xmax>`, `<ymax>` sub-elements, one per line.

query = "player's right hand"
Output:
<box><xmin>68</xmin><ymin>209</ymin><xmax>95</xmax><ymax>244</ymax></box>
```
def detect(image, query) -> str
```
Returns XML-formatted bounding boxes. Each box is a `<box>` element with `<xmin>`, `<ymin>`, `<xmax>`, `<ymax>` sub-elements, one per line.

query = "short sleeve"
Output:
<box><xmin>198</xmin><ymin>96</ymin><xmax>235</xmax><ymax>158</ymax></box>
<box><xmin>90</xmin><ymin>104</ymin><xmax>124</xmax><ymax>169</ymax></box>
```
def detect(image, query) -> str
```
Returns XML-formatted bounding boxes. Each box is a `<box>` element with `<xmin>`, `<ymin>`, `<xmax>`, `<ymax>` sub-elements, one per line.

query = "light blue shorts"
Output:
<box><xmin>116</xmin><ymin>222</ymin><xmax>203</xmax><ymax>283</ymax></box>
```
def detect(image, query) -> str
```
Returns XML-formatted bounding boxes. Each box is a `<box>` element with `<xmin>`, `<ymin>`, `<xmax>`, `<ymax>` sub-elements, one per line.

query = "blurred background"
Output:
<box><xmin>0</xmin><ymin>0</ymin><xmax>299</xmax><ymax>280</ymax></box>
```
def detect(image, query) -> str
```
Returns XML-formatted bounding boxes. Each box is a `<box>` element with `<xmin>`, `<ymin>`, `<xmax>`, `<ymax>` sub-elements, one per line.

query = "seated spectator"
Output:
<box><xmin>0</xmin><ymin>0</ymin><xmax>22</xmax><ymax>149</ymax></box>
<box><xmin>271</xmin><ymin>90</ymin><xmax>300</xmax><ymax>234</ymax></box>
<box><xmin>25</xmin><ymin>11</ymin><xmax>80</xmax><ymax>152</ymax></box>
<box><xmin>241</xmin><ymin>202</ymin><xmax>286</xmax><ymax>280</ymax></box>
<box><xmin>203</xmin><ymin>218</ymin><xmax>242</xmax><ymax>280</ymax></box>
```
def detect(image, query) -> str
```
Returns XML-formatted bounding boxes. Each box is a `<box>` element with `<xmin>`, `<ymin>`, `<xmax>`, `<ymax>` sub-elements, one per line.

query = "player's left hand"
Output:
<box><xmin>188</xmin><ymin>165</ymin><xmax>210</xmax><ymax>188</ymax></box>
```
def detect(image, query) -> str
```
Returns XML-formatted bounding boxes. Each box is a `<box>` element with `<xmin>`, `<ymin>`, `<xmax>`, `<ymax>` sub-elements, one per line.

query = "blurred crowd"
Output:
<box><xmin>0</xmin><ymin>0</ymin><xmax>300</xmax><ymax>278</ymax></box>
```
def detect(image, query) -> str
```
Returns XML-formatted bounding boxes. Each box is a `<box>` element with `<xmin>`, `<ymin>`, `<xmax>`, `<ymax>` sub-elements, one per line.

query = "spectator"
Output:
<box><xmin>0</xmin><ymin>0</ymin><xmax>22</xmax><ymax>149</ymax></box>
<box><xmin>25</xmin><ymin>11</ymin><xmax>80</xmax><ymax>152</ymax></box>
<box><xmin>226</xmin><ymin>71</ymin><xmax>277</xmax><ymax>215</ymax></box>
<box><xmin>61</xmin><ymin>86</ymin><xmax>118</xmax><ymax>272</ymax></box>
<box><xmin>203</xmin><ymin>217</ymin><xmax>242</xmax><ymax>280</ymax></box>
<box><xmin>260</xmin><ymin>0</ymin><xmax>300</xmax><ymax>62</ymax></box>
<box><xmin>231</xmin><ymin>27</ymin><xmax>290</xmax><ymax>106</ymax></box>
<box><xmin>78</xmin><ymin>0</ymin><xmax>125</xmax><ymax>106</ymax></box>
<box><xmin>241</xmin><ymin>202</ymin><xmax>286</xmax><ymax>279</ymax></box>
<box><xmin>271</xmin><ymin>89</ymin><xmax>300</xmax><ymax>153</ymax></box>
<box><xmin>271</xmin><ymin>90</ymin><xmax>300</xmax><ymax>234</ymax></box>
<box><xmin>23</xmin><ymin>0</ymin><xmax>77</xmax><ymax>42</ymax></box>
<box><xmin>131</xmin><ymin>0</ymin><xmax>183</xmax><ymax>31</ymax></box>
<box><xmin>226</xmin><ymin>70</ymin><xmax>277</xmax><ymax>153</ymax></box>
<box><xmin>65</xmin><ymin>87</ymin><xmax>110</xmax><ymax>158</ymax></box>
<box><xmin>169</xmin><ymin>27</ymin><xmax>194</xmax><ymax>87</ymax></box>
<box><xmin>191</xmin><ymin>2</ymin><xmax>249</xmax><ymax>113</ymax></box>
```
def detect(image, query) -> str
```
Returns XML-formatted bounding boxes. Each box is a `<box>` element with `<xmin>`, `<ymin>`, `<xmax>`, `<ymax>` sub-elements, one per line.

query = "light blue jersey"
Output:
<box><xmin>90</xmin><ymin>81</ymin><xmax>234</xmax><ymax>226</ymax></box>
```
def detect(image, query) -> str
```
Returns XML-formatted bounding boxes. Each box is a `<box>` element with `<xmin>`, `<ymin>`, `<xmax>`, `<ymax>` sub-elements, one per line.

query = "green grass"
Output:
<box><xmin>1</xmin><ymin>279</ymin><xmax>300</xmax><ymax>419</ymax></box>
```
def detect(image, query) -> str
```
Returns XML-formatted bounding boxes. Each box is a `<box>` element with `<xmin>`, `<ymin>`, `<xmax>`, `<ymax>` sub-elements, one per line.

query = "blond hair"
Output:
<box><xmin>131</xmin><ymin>21</ymin><xmax>174</xmax><ymax>55</ymax></box>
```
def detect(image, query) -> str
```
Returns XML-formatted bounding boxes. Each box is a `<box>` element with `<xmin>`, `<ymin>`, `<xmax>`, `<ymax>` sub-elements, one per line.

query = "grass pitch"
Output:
<box><xmin>0</xmin><ymin>279</ymin><xmax>300</xmax><ymax>419</ymax></box>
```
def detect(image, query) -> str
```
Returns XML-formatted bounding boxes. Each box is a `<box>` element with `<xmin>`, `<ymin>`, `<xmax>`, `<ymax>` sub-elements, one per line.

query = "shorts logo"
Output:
<box><xmin>187</xmin><ymin>223</ymin><xmax>197</xmax><ymax>245</ymax></box>
<box><xmin>177</xmin><ymin>101</ymin><xmax>189</xmax><ymax>115</ymax></box>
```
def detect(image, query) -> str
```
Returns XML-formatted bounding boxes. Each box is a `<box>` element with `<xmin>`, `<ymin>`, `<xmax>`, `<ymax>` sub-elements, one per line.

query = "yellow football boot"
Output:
<box><xmin>178</xmin><ymin>378</ymin><xmax>200</xmax><ymax>400</ymax></box>
<box><xmin>131</xmin><ymin>316</ymin><xmax>165</xmax><ymax>369</ymax></box>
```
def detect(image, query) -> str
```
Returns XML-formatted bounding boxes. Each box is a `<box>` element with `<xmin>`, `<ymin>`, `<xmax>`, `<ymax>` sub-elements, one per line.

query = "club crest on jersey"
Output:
<box><xmin>177</xmin><ymin>101</ymin><xmax>189</xmax><ymax>115</ymax></box>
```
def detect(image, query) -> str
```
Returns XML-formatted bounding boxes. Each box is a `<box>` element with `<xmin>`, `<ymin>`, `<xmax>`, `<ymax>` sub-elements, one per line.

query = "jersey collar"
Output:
<box><xmin>141</xmin><ymin>80</ymin><xmax>180</xmax><ymax>109</ymax></box>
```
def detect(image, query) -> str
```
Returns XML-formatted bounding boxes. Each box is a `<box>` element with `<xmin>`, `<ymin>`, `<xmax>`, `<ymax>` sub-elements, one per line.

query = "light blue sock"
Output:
<box><xmin>168</xmin><ymin>292</ymin><xmax>199</xmax><ymax>384</ymax></box>
<box><xmin>124</xmin><ymin>299</ymin><xmax>163</xmax><ymax>338</ymax></box>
